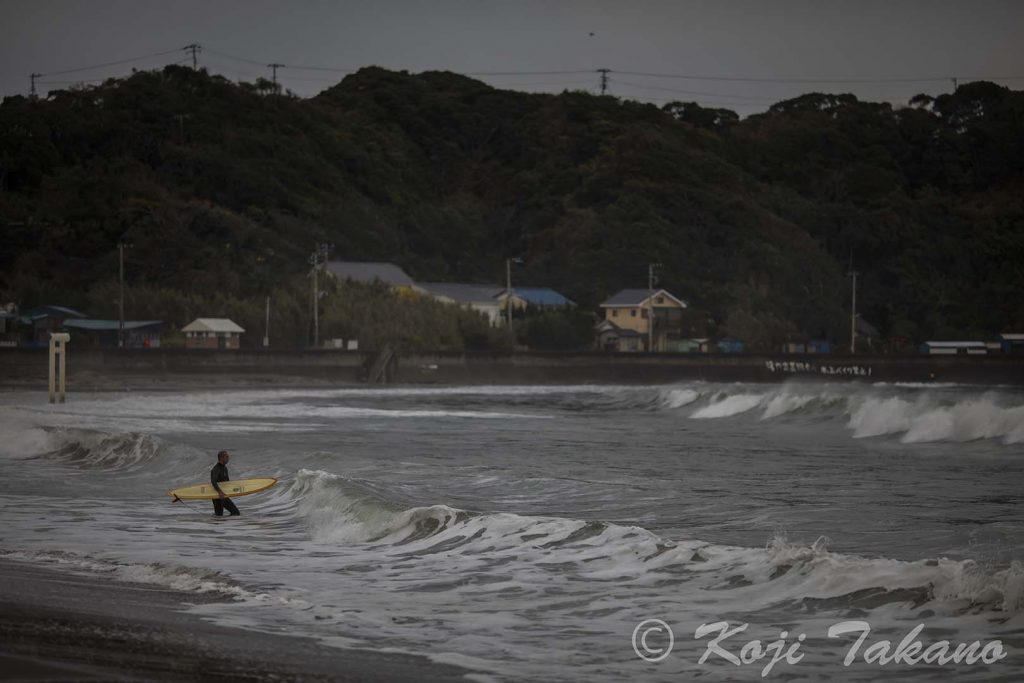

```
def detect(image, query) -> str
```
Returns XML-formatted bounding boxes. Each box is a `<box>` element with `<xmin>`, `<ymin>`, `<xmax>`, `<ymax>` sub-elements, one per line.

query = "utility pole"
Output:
<box><xmin>310</xmin><ymin>243</ymin><xmax>329</xmax><ymax>348</ymax></box>
<box><xmin>597</xmin><ymin>68</ymin><xmax>610</xmax><ymax>95</ymax></box>
<box><xmin>647</xmin><ymin>263</ymin><xmax>659</xmax><ymax>352</ymax></box>
<box><xmin>849</xmin><ymin>264</ymin><xmax>858</xmax><ymax>355</ymax></box>
<box><xmin>505</xmin><ymin>257</ymin><xmax>522</xmax><ymax>328</ymax></box>
<box><xmin>118</xmin><ymin>241</ymin><xmax>130</xmax><ymax>348</ymax></box>
<box><xmin>29</xmin><ymin>73</ymin><xmax>40</xmax><ymax>98</ymax></box>
<box><xmin>268</xmin><ymin>63</ymin><xmax>284</xmax><ymax>89</ymax></box>
<box><xmin>263</xmin><ymin>296</ymin><xmax>270</xmax><ymax>348</ymax></box>
<box><xmin>951</xmin><ymin>77</ymin><xmax>958</xmax><ymax>92</ymax></box>
<box><xmin>183</xmin><ymin>44</ymin><xmax>201</xmax><ymax>70</ymax></box>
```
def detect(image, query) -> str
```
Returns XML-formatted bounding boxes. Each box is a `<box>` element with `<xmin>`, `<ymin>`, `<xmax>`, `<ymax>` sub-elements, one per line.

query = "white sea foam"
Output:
<box><xmin>847</xmin><ymin>396</ymin><xmax>916</xmax><ymax>437</ymax></box>
<box><xmin>0</xmin><ymin>549</ymin><xmax>256</xmax><ymax>599</ymax></box>
<box><xmin>759</xmin><ymin>392</ymin><xmax>828</xmax><ymax>419</ymax></box>
<box><xmin>0</xmin><ymin>417</ymin><xmax>57</xmax><ymax>459</ymax></box>
<box><xmin>763</xmin><ymin>534</ymin><xmax>1024</xmax><ymax>613</ymax></box>
<box><xmin>690</xmin><ymin>393</ymin><xmax>765</xmax><ymax>418</ymax></box>
<box><xmin>848</xmin><ymin>393</ymin><xmax>1024</xmax><ymax>444</ymax></box>
<box><xmin>660</xmin><ymin>388</ymin><xmax>700</xmax><ymax>408</ymax></box>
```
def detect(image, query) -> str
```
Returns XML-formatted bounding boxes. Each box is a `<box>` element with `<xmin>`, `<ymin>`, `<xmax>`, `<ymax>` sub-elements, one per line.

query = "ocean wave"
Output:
<box><xmin>40</xmin><ymin>427</ymin><xmax>166</xmax><ymax>471</ymax></box>
<box><xmin>847</xmin><ymin>394</ymin><xmax>1024</xmax><ymax>444</ymax></box>
<box><xmin>658</xmin><ymin>388</ymin><xmax>701</xmax><ymax>409</ymax></box>
<box><xmin>690</xmin><ymin>392</ymin><xmax>766</xmax><ymax>418</ymax></box>
<box><xmin>0</xmin><ymin>548</ymin><xmax>256</xmax><ymax>599</ymax></box>
<box><xmin>764</xmin><ymin>534</ymin><xmax>1024</xmax><ymax>613</ymax></box>
<box><xmin>288</xmin><ymin>470</ymin><xmax>1024</xmax><ymax>615</ymax></box>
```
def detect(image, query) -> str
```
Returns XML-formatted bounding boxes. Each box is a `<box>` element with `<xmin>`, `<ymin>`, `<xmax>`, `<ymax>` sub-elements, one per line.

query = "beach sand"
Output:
<box><xmin>0</xmin><ymin>558</ymin><xmax>470</xmax><ymax>682</ymax></box>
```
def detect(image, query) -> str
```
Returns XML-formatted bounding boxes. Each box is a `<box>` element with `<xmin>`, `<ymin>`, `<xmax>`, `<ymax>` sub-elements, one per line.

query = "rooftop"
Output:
<box><xmin>419</xmin><ymin>282</ymin><xmax>503</xmax><ymax>304</ymax></box>
<box><xmin>62</xmin><ymin>319</ymin><xmax>162</xmax><ymax>331</ymax></box>
<box><xmin>325</xmin><ymin>261</ymin><xmax>415</xmax><ymax>287</ymax></box>
<box><xmin>600</xmin><ymin>289</ymin><xmax>687</xmax><ymax>308</ymax></box>
<box><xmin>181</xmin><ymin>318</ymin><xmax>245</xmax><ymax>334</ymax></box>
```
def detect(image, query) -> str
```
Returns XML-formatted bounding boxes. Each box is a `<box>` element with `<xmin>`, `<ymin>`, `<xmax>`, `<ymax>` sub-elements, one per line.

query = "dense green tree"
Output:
<box><xmin>2</xmin><ymin>67</ymin><xmax>1022</xmax><ymax>350</ymax></box>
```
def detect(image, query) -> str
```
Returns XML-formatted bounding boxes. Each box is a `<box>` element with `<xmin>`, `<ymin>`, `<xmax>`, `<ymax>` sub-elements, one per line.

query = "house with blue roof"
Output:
<box><xmin>498</xmin><ymin>287</ymin><xmax>576</xmax><ymax>309</ymax></box>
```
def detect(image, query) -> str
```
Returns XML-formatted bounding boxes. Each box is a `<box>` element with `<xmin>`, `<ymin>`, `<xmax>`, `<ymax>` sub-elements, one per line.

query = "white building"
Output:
<box><xmin>181</xmin><ymin>318</ymin><xmax>245</xmax><ymax>349</ymax></box>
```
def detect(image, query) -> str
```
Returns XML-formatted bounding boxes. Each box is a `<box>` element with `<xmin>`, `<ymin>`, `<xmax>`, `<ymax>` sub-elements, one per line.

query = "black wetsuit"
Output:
<box><xmin>211</xmin><ymin>462</ymin><xmax>240</xmax><ymax>516</ymax></box>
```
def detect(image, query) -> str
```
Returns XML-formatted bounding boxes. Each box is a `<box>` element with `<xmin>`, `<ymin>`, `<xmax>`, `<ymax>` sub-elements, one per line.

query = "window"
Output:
<box><xmin>612</xmin><ymin>310</ymin><xmax>618</xmax><ymax>317</ymax></box>
<box><xmin>631</xmin><ymin>309</ymin><xmax>637</xmax><ymax>317</ymax></box>
<box><xmin>655</xmin><ymin>296</ymin><xmax>664</xmax><ymax>304</ymax></box>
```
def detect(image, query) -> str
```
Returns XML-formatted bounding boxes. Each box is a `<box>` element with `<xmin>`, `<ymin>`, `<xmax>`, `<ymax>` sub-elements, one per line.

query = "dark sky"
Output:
<box><xmin>2</xmin><ymin>0</ymin><xmax>1022</xmax><ymax>114</ymax></box>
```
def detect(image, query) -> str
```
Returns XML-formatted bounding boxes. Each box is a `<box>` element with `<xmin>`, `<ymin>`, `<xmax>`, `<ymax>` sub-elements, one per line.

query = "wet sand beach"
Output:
<box><xmin>0</xmin><ymin>558</ymin><xmax>469</xmax><ymax>682</ymax></box>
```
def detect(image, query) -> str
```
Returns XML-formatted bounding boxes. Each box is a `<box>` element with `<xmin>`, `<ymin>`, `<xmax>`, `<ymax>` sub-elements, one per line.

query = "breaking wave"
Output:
<box><xmin>35</xmin><ymin>427</ymin><xmax>166</xmax><ymax>471</ymax></box>
<box><xmin>848</xmin><ymin>394</ymin><xmax>1024</xmax><ymax>444</ymax></box>
<box><xmin>638</xmin><ymin>382</ymin><xmax>1024</xmax><ymax>445</ymax></box>
<box><xmin>287</xmin><ymin>470</ymin><xmax>1024</xmax><ymax>615</ymax></box>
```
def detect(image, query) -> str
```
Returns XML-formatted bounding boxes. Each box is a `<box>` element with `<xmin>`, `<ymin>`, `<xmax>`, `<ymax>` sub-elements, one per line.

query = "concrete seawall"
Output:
<box><xmin>3</xmin><ymin>348</ymin><xmax>1024</xmax><ymax>387</ymax></box>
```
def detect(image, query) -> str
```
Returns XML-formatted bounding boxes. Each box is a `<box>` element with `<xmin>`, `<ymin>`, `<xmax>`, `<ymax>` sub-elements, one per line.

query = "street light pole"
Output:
<box><xmin>849</xmin><ymin>267</ymin><xmax>858</xmax><ymax>354</ymax></box>
<box><xmin>506</xmin><ymin>258</ymin><xmax>512</xmax><ymax>328</ymax></box>
<box><xmin>310</xmin><ymin>243</ymin><xmax>330</xmax><ymax>348</ymax></box>
<box><xmin>647</xmin><ymin>263</ymin><xmax>660</xmax><ymax>352</ymax></box>
<box><xmin>505</xmin><ymin>257</ymin><xmax>523</xmax><ymax>328</ymax></box>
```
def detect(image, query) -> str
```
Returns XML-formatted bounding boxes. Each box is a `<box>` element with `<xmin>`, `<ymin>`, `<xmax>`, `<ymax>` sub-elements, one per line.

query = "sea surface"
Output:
<box><xmin>1</xmin><ymin>381</ymin><xmax>1023</xmax><ymax>681</ymax></box>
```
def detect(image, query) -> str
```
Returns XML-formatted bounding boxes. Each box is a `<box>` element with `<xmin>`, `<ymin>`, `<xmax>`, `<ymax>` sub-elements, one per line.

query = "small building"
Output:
<box><xmin>19</xmin><ymin>305</ymin><xmax>87</xmax><ymax>346</ymax></box>
<box><xmin>181</xmin><ymin>318</ymin><xmax>245</xmax><ymax>349</ymax></box>
<box><xmin>62</xmin><ymin>319</ymin><xmax>162</xmax><ymax>348</ymax></box>
<box><xmin>920</xmin><ymin>341</ymin><xmax>987</xmax><ymax>355</ymax></box>
<box><xmin>599</xmin><ymin>288</ymin><xmax>688</xmax><ymax>352</ymax></box>
<box><xmin>595</xmin><ymin>319</ymin><xmax>645</xmax><ymax>352</ymax></box>
<box><xmin>418</xmin><ymin>283</ymin><xmax>504</xmax><ymax>326</ymax></box>
<box><xmin>1000</xmin><ymin>333</ymin><xmax>1024</xmax><ymax>355</ymax></box>
<box><xmin>325</xmin><ymin>261</ymin><xmax>421</xmax><ymax>298</ymax></box>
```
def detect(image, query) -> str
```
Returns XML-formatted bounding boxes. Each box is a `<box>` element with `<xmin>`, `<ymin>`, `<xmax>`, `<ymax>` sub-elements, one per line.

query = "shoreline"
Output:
<box><xmin>0</xmin><ymin>557</ymin><xmax>470</xmax><ymax>682</ymax></box>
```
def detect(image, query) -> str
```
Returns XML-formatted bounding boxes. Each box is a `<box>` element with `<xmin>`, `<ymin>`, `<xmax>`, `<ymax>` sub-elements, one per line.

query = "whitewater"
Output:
<box><xmin>1</xmin><ymin>380</ymin><xmax>1023</xmax><ymax>681</ymax></box>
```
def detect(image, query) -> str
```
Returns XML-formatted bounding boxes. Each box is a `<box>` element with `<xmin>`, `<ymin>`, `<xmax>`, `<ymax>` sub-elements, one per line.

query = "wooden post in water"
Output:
<box><xmin>49</xmin><ymin>333</ymin><xmax>70</xmax><ymax>403</ymax></box>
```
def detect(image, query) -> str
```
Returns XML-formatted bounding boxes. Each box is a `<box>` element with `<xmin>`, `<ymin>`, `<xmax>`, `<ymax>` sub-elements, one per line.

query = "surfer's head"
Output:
<box><xmin>217</xmin><ymin>450</ymin><xmax>230</xmax><ymax>464</ymax></box>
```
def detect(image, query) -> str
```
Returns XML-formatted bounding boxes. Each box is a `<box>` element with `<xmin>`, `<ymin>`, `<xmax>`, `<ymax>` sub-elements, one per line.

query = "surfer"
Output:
<box><xmin>211</xmin><ymin>450</ymin><xmax>240</xmax><ymax>517</ymax></box>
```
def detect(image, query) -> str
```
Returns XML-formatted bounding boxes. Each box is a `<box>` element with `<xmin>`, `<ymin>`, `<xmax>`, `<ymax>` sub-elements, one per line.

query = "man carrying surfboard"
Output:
<box><xmin>211</xmin><ymin>450</ymin><xmax>241</xmax><ymax>517</ymax></box>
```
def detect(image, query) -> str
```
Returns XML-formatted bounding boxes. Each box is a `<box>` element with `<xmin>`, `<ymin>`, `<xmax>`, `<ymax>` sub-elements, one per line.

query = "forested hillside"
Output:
<box><xmin>1</xmin><ymin>65</ymin><xmax>1022</xmax><ymax>349</ymax></box>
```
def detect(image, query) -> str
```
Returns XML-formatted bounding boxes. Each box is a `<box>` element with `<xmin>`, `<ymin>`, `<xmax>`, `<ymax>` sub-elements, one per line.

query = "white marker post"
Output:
<box><xmin>49</xmin><ymin>333</ymin><xmax>70</xmax><ymax>404</ymax></box>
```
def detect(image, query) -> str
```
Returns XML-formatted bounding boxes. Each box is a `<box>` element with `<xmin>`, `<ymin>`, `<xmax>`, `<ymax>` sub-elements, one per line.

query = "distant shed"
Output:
<box><xmin>1000</xmin><ymin>333</ymin><xmax>1024</xmax><ymax>355</ymax></box>
<box><xmin>182</xmin><ymin>318</ymin><xmax>245</xmax><ymax>349</ymax></box>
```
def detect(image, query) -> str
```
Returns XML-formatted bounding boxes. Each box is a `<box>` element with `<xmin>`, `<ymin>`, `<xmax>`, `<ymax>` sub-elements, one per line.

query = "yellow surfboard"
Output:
<box><xmin>168</xmin><ymin>478</ymin><xmax>278</xmax><ymax>501</ymax></box>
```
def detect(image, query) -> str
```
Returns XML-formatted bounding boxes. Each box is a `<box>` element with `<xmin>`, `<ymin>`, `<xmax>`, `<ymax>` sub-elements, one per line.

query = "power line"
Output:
<box><xmin>203</xmin><ymin>47</ymin><xmax>268</xmax><ymax>67</ymax></box>
<box><xmin>464</xmin><ymin>69</ymin><xmax>596</xmax><ymax>77</ymax></box>
<box><xmin>614</xmin><ymin>79</ymin><xmax>783</xmax><ymax>102</ymax></box>
<box><xmin>282</xmin><ymin>63</ymin><xmax>356</xmax><ymax>74</ymax></box>
<box><xmin>36</xmin><ymin>47</ymin><xmax>183</xmax><ymax>77</ymax></box>
<box><xmin>614</xmin><ymin>69</ymin><xmax>1024</xmax><ymax>84</ymax></box>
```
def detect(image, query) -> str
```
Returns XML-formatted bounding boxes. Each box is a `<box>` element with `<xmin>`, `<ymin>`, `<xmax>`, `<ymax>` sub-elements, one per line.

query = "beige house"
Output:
<box><xmin>182</xmin><ymin>318</ymin><xmax>245</xmax><ymax>349</ymax></box>
<box><xmin>598</xmin><ymin>289</ymin><xmax>687</xmax><ymax>352</ymax></box>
